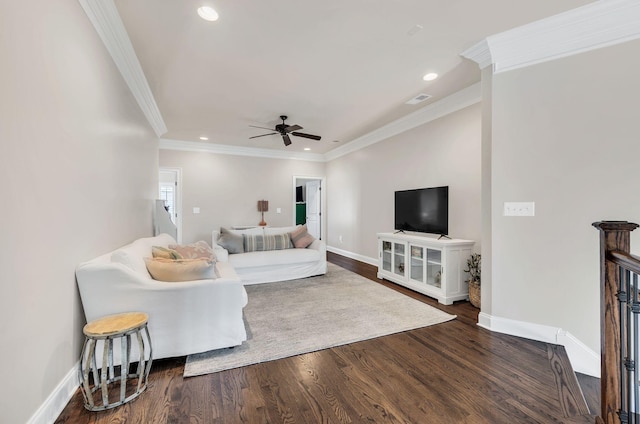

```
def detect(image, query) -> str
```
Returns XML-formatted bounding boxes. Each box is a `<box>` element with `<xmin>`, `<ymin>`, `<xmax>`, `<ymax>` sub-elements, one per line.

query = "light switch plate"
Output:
<box><xmin>193</xmin><ymin>207</ymin><xmax>200</xmax><ymax>214</ymax></box>
<box><xmin>504</xmin><ymin>202</ymin><xmax>535</xmax><ymax>216</ymax></box>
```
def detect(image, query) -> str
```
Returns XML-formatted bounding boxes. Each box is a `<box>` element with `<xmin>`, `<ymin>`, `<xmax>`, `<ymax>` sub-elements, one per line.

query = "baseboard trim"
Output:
<box><xmin>478</xmin><ymin>312</ymin><xmax>600</xmax><ymax>378</ymax></box>
<box><xmin>327</xmin><ymin>246</ymin><xmax>378</xmax><ymax>267</ymax></box>
<box><xmin>27</xmin><ymin>363</ymin><xmax>79</xmax><ymax>424</ymax></box>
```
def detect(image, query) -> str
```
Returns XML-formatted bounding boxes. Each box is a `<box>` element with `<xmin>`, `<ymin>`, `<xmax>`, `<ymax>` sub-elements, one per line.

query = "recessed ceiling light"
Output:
<box><xmin>304</xmin><ymin>148</ymin><xmax>311</xmax><ymax>151</ymax></box>
<box><xmin>197</xmin><ymin>6</ymin><xmax>219</xmax><ymax>22</ymax></box>
<box><xmin>199</xmin><ymin>136</ymin><xmax>209</xmax><ymax>140</ymax></box>
<box><xmin>423</xmin><ymin>73</ymin><xmax>438</xmax><ymax>81</ymax></box>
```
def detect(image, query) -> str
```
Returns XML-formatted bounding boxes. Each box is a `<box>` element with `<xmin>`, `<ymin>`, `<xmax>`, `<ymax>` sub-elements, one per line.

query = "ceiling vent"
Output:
<box><xmin>405</xmin><ymin>93</ymin><xmax>432</xmax><ymax>105</ymax></box>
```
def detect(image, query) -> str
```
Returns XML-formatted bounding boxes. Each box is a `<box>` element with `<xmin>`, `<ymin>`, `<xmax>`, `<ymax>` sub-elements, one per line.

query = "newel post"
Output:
<box><xmin>592</xmin><ymin>221</ymin><xmax>639</xmax><ymax>424</ymax></box>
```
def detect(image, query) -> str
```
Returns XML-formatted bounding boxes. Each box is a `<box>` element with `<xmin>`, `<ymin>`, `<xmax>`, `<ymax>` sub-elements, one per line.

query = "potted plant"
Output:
<box><xmin>464</xmin><ymin>253</ymin><xmax>481</xmax><ymax>308</ymax></box>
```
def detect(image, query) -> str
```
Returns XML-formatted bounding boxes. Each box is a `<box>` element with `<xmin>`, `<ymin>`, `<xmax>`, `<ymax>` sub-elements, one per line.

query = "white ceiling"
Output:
<box><xmin>114</xmin><ymin>0</ymin><xmax>593</xmax><ymax>154</ymax></box>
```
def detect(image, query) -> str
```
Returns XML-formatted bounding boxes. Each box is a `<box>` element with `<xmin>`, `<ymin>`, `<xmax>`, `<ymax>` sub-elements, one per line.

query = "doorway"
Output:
<box><xmin>159</xmin><ymin>168</ymin><xmax>182</xmax><ymax>243</ymax></box>
<box><xmin>292</xmin><ymin>176</ymin><xmax>325</xmax><ymax>240</ymax></box>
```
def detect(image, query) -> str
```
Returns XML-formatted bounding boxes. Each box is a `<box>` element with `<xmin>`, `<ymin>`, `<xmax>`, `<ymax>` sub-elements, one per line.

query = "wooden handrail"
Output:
<box><xmin>593</xmin><ymin>221</ymin><xmax>640</xmax><ymax>424</ymax></box>
<box><xmin>608</xmin><ymin>251</ymin><xmax>640</xmax><ymax>276</ymax></box>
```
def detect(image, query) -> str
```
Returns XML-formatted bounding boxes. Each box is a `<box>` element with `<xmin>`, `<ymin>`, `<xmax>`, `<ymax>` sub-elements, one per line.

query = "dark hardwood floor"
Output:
<box><xmin>56</xmin><ymin>252</ymin><xmax>599</xmax><ymax>423</ymax></box>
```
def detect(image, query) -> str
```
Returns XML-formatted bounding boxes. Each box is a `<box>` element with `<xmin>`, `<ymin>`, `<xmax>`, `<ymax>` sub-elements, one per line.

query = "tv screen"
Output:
<box><xmin>394</xmin><ymin>186</ymin><xmax>448</xmax><ymax>235</ymax></box>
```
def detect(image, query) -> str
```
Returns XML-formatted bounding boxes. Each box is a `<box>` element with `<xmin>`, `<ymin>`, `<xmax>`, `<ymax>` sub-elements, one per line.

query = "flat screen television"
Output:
<box><xmin>394</xmin><ymin>186</ymin><xmax>448</xmax><ymax>236</ymax></box>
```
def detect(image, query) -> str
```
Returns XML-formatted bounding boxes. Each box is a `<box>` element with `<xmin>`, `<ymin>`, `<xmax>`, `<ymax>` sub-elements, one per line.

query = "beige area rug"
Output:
<box><xmin>184</xmin><ymin>263</ymin><xmax>456</xmax><ymax>377</ymax></box>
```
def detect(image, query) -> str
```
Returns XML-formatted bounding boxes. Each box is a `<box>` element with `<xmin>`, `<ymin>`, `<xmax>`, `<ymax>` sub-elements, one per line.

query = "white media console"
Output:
<box><xmin>377</xmin><ymin>232</ymin><xmax>474</xmax><ymax>305</ymax></box>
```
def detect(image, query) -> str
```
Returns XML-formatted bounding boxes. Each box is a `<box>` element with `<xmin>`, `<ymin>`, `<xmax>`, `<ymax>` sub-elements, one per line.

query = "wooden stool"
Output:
<box><xmin>78</xmin><ymin>312</ymin><xmax>153</xmax><ymax>411</ymax></box>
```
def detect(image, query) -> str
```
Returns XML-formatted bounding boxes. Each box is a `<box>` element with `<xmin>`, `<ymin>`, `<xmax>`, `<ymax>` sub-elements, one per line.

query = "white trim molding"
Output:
<box><xmin>79</xmin><ymin>0</ymin><xmax>167</xmax><ymax>137</ymax></box>
<box><xmin>324</xmin><ymin>83</ymin><xmax>481</xmax><ymax>162</ymax></box>
<box><xmin>478</xmin><ymin>312</ymin><xmax>600</xmax><ymax>378</ymax></box>
<box><xmin>326</xmin><ymin>246</ymin><xmax>378</xmax><ymax>267</ymax></box>
<box><xmin>27</xmin><ymin>363</ymin><xmax>78</xmax><ymax>424</ymax></box>
<box><xmin>159</xmin><ymin>83</ymin><xmax>480</xmax><ymax>163</ymax></box>
<box><xmin>159</xmin><ymin>139</ymin><xmax>326</xmax><ymax>162</ymax></box>
<box><xmin>460</xmin><ymin>39</ymin><xmax>492</xmax><ymax>70</ymax></box>
<box><xmin>461</xmin><ymin>0</ymin><xmax>640</xmax><ymax>74</ymax></box>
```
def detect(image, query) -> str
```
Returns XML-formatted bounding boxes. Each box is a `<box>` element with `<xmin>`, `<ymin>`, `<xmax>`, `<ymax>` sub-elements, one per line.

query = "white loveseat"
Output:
<box><xmin>76</xmin><ymin>234</ymin><xmax>248</xmax><ymax>360</ymax></box>
<box><xmin>212</xmin><ymin>226</ymin><xmax>327</xmax><ymax>285</ymax></box>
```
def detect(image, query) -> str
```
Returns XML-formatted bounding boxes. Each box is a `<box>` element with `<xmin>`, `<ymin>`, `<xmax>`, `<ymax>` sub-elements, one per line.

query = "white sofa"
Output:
<box><xmin>76</xmin><ymin>234</ymin><xmax>248</xmax><ymax>360</ymax></box>
<box><xmin>212</xmin><ymin>226</ymin><xmax>327</xmax><ymax>285</ymax></box>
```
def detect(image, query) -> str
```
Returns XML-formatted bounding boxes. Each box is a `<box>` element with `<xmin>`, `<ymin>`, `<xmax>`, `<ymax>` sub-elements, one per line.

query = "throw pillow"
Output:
<box><xmin>243</xmin><ymin>234</ymin><xmax>293</xmax><ymax>252</ymax></box>
<box><xmin>152</xmin><ymin>246</ymin><xmax>183</xmax><ymax>260</ymax></box>
<box><xmin>217</xmin><ymin>227</ymin><xmax>244</xmax><ymax>254</ymax></box>
<box><xmin>144</xmin><ymin>257</ymin><xmax>216</xmax><ymax>282</ymax></box>
<box><xmin>290</xmin><ymin>224</ymin><xmax>315</xmax><ymax>248</ymax></box>
<box><xmin>169</xmin><ymin>240</ymin><xmax>216</xmax><ymax>260</ymax></box>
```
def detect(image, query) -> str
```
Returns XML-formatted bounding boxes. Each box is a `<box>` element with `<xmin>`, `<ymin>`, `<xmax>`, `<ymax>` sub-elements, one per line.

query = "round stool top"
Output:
<box><xmin>84</xmin><ymin>312</ymin><xmax>148</xmax><ymax>337</ymax></box>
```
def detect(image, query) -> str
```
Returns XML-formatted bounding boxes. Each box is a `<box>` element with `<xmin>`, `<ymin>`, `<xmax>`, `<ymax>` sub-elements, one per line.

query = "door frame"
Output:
<box><xmin>292</xmin><ymin>175</ymin><xmax>326</xmax><ymax>241</ymax></box>
<box><xmin>159</xmin><ymin>167</ymin><xmax>183</xmax><ymax>243</ymax></box>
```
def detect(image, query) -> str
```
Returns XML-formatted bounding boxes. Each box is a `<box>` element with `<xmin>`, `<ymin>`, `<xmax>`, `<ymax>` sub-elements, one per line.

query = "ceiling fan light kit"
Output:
<box><xmin>249</xmin><ymin>115</ymin><xmax>321</xmax><ymax>147</ymax></box>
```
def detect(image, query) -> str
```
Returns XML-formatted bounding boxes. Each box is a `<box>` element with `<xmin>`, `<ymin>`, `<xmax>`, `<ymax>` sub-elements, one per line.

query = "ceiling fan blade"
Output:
<box><xmin>249</xmin><ymin>132</ymin><xmax>277</xmax><ymax>139</ymax></box>
<box><xmin>282</xmin><ymin>134</ymin><xmax>292</xmax><ymax>146</ymax></box>
<box><xmin>291</xmin><ymin>132</ymin><xmax>321</xmax><ymax>141</ymax></box>
<box><xmin>249</xmin><ymin>125</ymin><xmax>276</xmax><ymax>131</ymax></box>
<box><xmin>284</xmin><ymin>124</ymin><xmax>303</xmax><ymax>133</ymax></box>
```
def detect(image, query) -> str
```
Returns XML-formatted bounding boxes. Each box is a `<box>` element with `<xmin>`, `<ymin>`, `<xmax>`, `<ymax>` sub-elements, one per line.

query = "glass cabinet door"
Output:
<box><xmin>409</xmin><ymin>244</ymin><xmax>424</xmax><ymax>282</ymax></box>
<box><xmin>382</xmin><ymin>241</ymin><xmax>392</xmax><ymax>272</ymax></box>
<box><xmin>393</xmin><ymin>243</ymin><xmax>405</xmax><ymax>276</ymax></box>
<box><xmin>426</xmin><ymin>249</ymin><xmax>442</xmax><ymax>288</ymax></box>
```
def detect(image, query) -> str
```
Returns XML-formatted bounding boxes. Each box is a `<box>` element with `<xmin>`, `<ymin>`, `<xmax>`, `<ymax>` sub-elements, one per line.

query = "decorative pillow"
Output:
<box><xmin>169</xmin><ymin>241</ymin><xmax>216</xmax><ymax>260</ymax></box>
<box><xmin>152</xmin><ymin>246</ymin><xmax>183</xmax><ymax>260</ymax></box>
<box><xmin>144</xmin><ymin>257</ymin><xmax>216</xmax><ymax>282</ymax></box>
<box><xmin>217</xmin><ymin>227</ymin><xmax>244</xmax><ymax>254</ymax></box>
<box><xmin>290</xmin><ymin>224</ymin><xmax>315</xmax><ymax>248</ymax></box>
<box><xmin>243</xmin><ymin>234</ymin><xmax>293</xmax><ymax>252</ymax></box>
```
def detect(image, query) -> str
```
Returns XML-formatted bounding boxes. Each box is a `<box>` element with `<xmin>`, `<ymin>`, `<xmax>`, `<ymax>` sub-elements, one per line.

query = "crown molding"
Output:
<box><xmin>460</xmin><ymin>39</ymin><xmax>492</xmax><ymax>70</ymax></box>
<box><xmin>324</xmin><ymin>82</ymin><xmax>481</xmax><ymax>162</ymax></box>
<box><xmin>160</xmin><ymin>83</ymin><xmax>481</xmax><ymax>163</ymax></box>
<box><xmin>461</xmin><ymin>0</ymin><xmax>640</xmax><ymax>74</ymax></box>
<box><xmin>79</xmin><ymin>0</ymin><xmax>167</xmax><ymax>137</ymax></box>
<box><xmin>159</xmin><ymin>139</ymin><xmax>327</xmax><ymax>162</ymax></box>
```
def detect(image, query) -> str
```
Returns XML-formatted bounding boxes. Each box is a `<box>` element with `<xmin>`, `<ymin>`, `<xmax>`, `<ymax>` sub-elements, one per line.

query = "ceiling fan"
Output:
<box><xmin>249</xmin><ymin>115</ymin><xmax>321</xmax><ymax>146</ymax></box>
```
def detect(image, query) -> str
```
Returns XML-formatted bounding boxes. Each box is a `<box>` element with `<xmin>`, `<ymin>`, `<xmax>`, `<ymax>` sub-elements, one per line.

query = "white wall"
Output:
<box><xmin>480</xmin><ymin>66</ymin><xmax>494</xmax><ymax>313</ymax></box>
<box><xmin>490</xmin><ymin>39</ymin><xmax>640</xmax><ymax>353</ymax></box>
<box><xmin>0</xmin><ymin>1</ymin><xmax>158</xmax><ymax>422</ymax></box>
<box><xmin>326</xmin><ymin>104</ymin><xmax>482</xmax><ymax>261</ymax></box>
<box><xmin>158</xmin><ymin>150</ymin><xmax>326</xmax><ymax>243</ymax></box>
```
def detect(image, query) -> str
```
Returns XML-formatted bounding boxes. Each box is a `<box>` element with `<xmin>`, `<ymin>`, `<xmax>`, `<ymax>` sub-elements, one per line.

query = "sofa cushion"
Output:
<box><xmin>243</xmin><ymin>234</ymin><xmax>293</xmax><ymax>252</ymax></box>
<box><xmin>144</xmin><ymin>257</ymin><xmax>216</xmax><ymax>282</ymax></box>
<box><xmin>228</xmin><ymin>248</ymin><xmax>321</xmax><ymax>269</ymax></box>
<box><xmin>152</xmin><ymin>246</ymin><xmax>183</xmax><ymax>260</ymax></box>
<box><xmin>290</xmin><ymin>224</ymin><xmax>315</xmax><ymax>248</ymax></box>
<box><xmin>218</xmin><ymin>227</ymin><xmax>245</xmax><ymax>254</ymax></box>
<box><xmin>169</xmin><ymin>241</ymin><xmax>216</xmax><ymax>260</ymax></box>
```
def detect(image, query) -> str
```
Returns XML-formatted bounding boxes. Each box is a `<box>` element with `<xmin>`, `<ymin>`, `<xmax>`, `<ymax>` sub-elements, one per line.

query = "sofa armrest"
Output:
<box><xmin>211</xmin><ymin>230</ymin><xmax>229</xmax><ymax>261</ymax></box>
<box><xmin>308</xmin><ymin>239</ymin><xmax>326</xmax><ymax>255</ymax></box>
<box><xmin>213</xmin><ymin>245</ymin><xmax>229</xmax><ymax>262</ymax></box>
